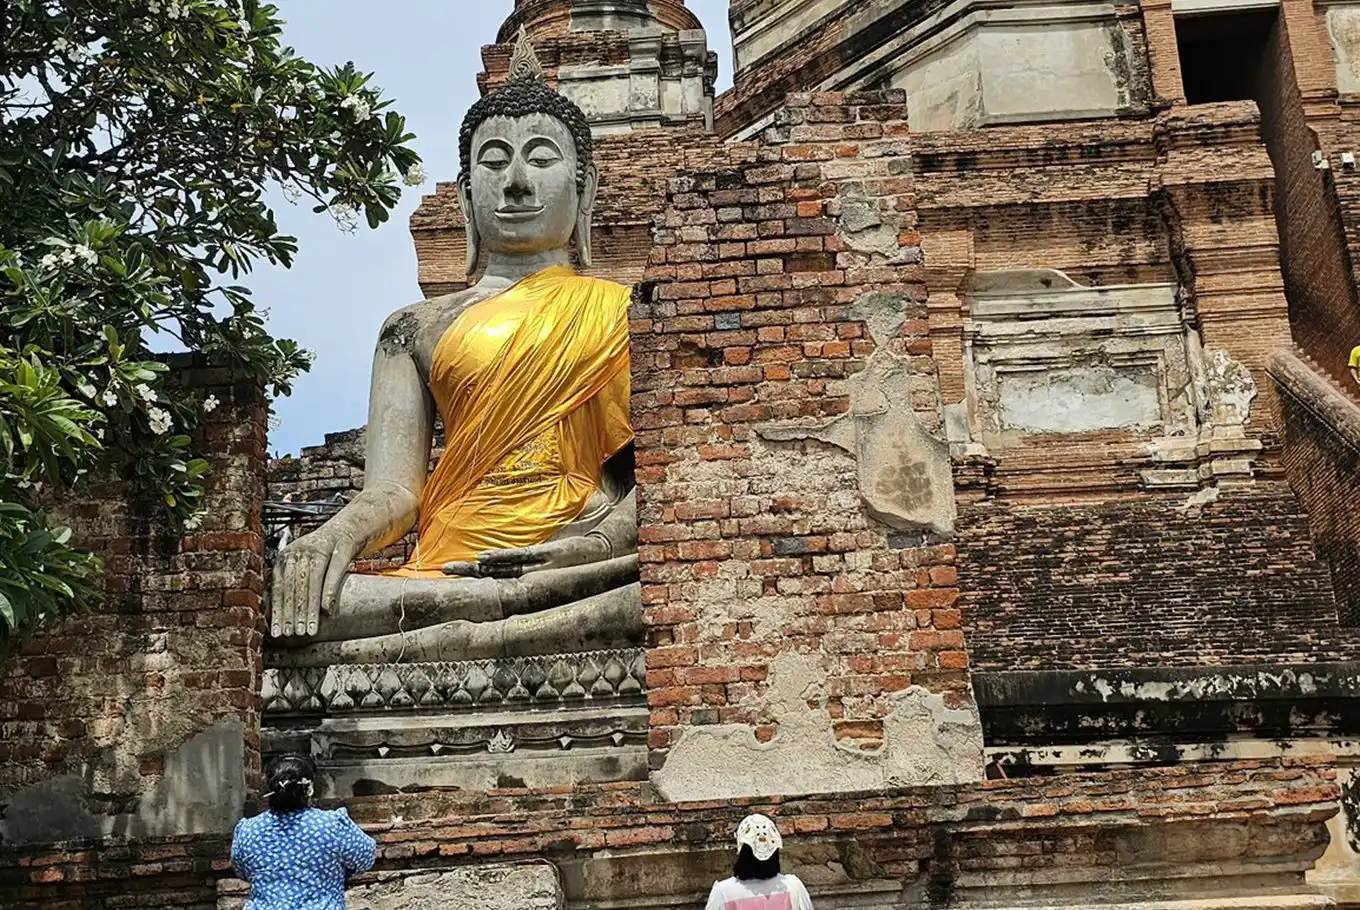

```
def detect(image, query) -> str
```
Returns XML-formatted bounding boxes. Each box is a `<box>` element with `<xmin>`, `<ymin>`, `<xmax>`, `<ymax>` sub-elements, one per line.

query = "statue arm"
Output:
<box><xmin>271</xmin><ymin>310</ymin><xmax>434</xmax><ymax>639</ymax></box>
<box><xmin>334</xmin><ymin>324</ymin><xmax>435</xmax><ymax>557</ymax></box>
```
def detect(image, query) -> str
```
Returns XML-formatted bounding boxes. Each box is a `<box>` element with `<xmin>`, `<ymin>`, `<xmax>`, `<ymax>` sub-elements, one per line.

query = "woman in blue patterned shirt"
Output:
<box><xmin>231</xmin><ymin>753</ymin><xmax>376</xmax><ymax>909</ymax></box>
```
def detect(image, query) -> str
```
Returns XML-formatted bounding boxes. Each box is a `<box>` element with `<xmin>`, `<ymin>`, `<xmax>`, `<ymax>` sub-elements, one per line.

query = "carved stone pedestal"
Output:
<box><xmin>260</xmin><ymin>649</ymin><xmax>648</xmax><ymax>796</ymax></box>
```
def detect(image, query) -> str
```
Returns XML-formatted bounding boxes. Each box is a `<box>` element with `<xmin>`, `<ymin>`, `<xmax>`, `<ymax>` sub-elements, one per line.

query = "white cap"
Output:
<box><xmin>736</xmin><ymin>814</ymin><xmax>783</xmax><ymax>861</ymax></box>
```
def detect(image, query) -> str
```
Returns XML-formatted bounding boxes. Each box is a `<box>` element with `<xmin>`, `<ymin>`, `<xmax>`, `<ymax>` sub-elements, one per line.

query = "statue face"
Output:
<box><xmin>465</xmin><ymin>112</ymin><xmax>581</xmax><ymax>256</ymax></box>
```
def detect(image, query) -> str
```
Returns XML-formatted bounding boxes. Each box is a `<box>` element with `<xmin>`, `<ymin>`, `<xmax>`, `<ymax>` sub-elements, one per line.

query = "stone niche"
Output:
<box><xmin>877</xmin><ymin>0</ymin><xmax>1135</xmax><ymax>132</ymax></box>
<box><xmin>957</xmin><ymin>269</ymin><xmax>1262</xmax><ymax>487</ymax></box>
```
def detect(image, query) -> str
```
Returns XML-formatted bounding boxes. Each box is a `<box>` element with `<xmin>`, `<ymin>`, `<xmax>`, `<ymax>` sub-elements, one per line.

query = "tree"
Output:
<box><xmin>0</xmin><ymin>0</ymin><xmax>422</xmax><ymax>651</ymax></box>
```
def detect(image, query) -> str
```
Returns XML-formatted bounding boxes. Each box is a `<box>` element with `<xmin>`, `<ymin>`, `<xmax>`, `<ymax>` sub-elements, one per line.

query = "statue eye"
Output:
<box><xmin>477</xmin><ymin>148</ymin><xmax>511</xmax><ymax>170</ymax></box>
<box><xmin>527</xmin><ymin>148</ymin><xmax>561</xmax><ymax>168</ymax></box>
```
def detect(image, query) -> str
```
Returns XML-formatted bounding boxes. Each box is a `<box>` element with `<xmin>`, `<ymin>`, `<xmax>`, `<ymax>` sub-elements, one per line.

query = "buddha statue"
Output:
<box><xmin>268</xmin><ymin>36</ymin><xmax>642</xmax><ymax>667</ymax></box>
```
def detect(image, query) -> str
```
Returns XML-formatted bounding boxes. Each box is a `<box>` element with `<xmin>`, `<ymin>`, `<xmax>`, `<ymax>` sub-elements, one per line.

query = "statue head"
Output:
<box><xmin>458</xmin><ymin>31</ymin><xmax>598</xmax><ymax>275</ymax></box>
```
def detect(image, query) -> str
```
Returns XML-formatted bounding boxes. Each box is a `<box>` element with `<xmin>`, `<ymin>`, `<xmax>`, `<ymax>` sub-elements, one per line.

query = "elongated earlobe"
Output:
<box><xmin>457</xmin><ymin>178</ymin><xmax>479</xmax><ymax>278</ymax></box>
<box><xmin>574</xmin><ymin>164</ymin><xmax>600</xmax><ymax>269</ymax></box>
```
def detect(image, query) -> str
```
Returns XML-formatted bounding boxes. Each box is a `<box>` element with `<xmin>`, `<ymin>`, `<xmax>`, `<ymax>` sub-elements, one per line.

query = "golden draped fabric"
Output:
<box><xmin>389</xmin><ymin>266</ymin><xmax>633</xmax><ymax>577</ymax></box>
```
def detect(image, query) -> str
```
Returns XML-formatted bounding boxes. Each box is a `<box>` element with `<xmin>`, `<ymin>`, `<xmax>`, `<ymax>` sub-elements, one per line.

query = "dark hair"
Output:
<box><xmin>458</xmin><ymin>76</ymin><xmax>594</xmax><ymax>190</ymax></box>
<box><xmin>734</xmin><ymin>845</ymin><xmax>781</xmax><ymax>881</ymax></box>
<box><xmin>264</xmin><ymin>752</ymin><xmax>316</xmax><ymax>813</ymax></box>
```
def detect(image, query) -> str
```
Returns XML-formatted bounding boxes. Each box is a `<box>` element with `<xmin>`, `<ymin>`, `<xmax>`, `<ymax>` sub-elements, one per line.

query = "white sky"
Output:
<box><xmin>255</xmin><ymin>1</ymin><xmax>734</xmax><ymax>454</ymax></box>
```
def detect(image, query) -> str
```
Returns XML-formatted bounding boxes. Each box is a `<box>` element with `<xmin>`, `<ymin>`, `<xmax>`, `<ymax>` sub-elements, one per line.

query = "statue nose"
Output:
<box><xmin>505</xmin><ymin>158</ymin><xmax>534</xmax><ymax>203</ymax></box>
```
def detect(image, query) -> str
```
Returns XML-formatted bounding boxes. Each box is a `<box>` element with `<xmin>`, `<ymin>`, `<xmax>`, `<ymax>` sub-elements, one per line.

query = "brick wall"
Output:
<box><xmin>1273</xmin><ymin>350</ymin><xmax>1360</xmax><ymax>626</ymax></box>
<box><xmin>2</xmin><ymin>759</ymin><xmax>1338</xmax><ymax>908</ymax></box>
<box><xmin>957</xmin><ymin>484</ymin><xmax>1343</xmax><ymax>672</ymax></box>
<box><xmin>0</xmin><ymin>358</ymin><xmax>266</xmax><ymax>843</ymax></box>
<box><xmin>634</xmin><ymin>90</ymin><xmax>970</xmax><ymax>767</ymax></box>
<box><xmin>1</xmin><ymin>835</ymin><xmax>228</xmax><ymax>909</ymax></box>
<box><xmin>1255</xmin><ymin>10</ymin><xmax>1360</xmax><ymax>391</ymax></box>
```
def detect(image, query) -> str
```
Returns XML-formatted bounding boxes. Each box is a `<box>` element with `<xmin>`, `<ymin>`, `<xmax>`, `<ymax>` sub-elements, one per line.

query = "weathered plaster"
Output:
<box><xmin>1327</xmin><ymin>3</ymin><xmax>1360</xmax><ymax>94</ymax></box>
<box><xmin>0</xmin><ymin>719</ymin><xmax>246</xmax><ymax>843</ymax></box>
<box><xmin>652</xmin><ymin>653</ymin><xmax>984</xmax><ymax>802</ymax></box>
<box><xmin>348</xmin><ymin>863</ymin><xmax>561</xmax><ymax>910</ymax></box>
<box><xmin>758</xmin><ymin>291</ymin><xmax>956</xmax><ymax>538</ymax></box>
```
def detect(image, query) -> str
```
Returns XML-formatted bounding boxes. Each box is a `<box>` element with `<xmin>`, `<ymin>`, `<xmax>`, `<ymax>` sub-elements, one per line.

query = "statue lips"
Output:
<box><xmin>494</xmin><ymin>204</ymin><xmax>544</xmax><ymax>223</ymax></box>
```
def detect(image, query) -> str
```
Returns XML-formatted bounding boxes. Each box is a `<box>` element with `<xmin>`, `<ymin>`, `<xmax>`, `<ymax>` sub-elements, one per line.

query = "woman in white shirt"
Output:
<box><xmin>705</xmin><ymin>814</ymin><xmax>815</xmax><ymax>910</ymax></box>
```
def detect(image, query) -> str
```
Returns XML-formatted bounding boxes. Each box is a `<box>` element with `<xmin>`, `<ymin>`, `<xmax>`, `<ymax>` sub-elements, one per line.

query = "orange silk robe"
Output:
<box><xmin>390</xmin><ymin>266</ymin><xmax>633</xmax><ymax>577</ymax></box>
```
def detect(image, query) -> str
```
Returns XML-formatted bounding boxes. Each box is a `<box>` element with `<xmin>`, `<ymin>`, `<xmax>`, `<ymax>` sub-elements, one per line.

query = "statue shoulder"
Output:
<box><xmin>377</xmin><ymin>292</ymin><xmax>474</xmax><ymax>359</ymax></box>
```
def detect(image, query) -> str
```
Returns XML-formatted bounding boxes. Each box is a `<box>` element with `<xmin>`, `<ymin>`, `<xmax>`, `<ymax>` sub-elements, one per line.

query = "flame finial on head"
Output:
<box><xmin>507</xmin><ymin>26</ymin><xmax>546</xmax><ymax>83</ymax></box>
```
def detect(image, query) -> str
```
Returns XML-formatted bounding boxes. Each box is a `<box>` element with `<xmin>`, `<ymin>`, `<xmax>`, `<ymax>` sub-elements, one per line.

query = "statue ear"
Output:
<box><xmin>574</xmin><ymin>163</ymin><xmax>600</xmax><ymax>269</ymax></box>
<box><xmin>457</xmin><ymin>177</ymin><xmax>479</xmax><ymax>279</ymax></box>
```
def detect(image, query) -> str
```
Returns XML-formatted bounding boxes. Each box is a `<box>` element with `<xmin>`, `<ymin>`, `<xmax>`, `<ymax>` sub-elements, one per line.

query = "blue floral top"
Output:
<box><xmin>231</xmin><ymin>807</ymin><xmax>377</xmax><ymax>909</ymax></box>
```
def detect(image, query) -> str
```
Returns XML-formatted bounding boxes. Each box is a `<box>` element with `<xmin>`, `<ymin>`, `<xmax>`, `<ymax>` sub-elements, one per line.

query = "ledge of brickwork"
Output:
<box><xmin>1</xmin><ymin>760</ymin><xmax>1339</xmax><ymax>908</ymax></box>
<box><xmin>974</xmin><ymin>663</ymin><xmax>1360</xmax><ymax>745</ymax></box>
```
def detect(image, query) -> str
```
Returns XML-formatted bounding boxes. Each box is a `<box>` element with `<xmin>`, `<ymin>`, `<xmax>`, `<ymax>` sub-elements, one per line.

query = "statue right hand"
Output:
<box><xmin>270</xmin><ymin>527</ymin><xmax>360</xmax><ymax>640</ymax></box>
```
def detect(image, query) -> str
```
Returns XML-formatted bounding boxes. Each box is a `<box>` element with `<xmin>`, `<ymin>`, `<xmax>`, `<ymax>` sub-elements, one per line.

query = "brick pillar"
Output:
<box><xmin>0</xmin><ymin>356</ymin><xmax>266</xmax><ymax>843</ymax></box>
<box><xmin>633</xmin><ymin>91</ymin><xmax>984</xmax><ymax>802</ymax></box>
<box><xmin>1140</xmin><ymin>0</ymin><xmax>1186</xmax><ymax>106</ymax></box>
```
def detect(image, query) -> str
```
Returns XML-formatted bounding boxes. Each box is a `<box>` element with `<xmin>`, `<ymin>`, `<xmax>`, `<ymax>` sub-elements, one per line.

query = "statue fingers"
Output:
<box><xmin>441</xmin><ymin>561</ymin><xmax>483</xmax><ymax>578</ymax></box>
<box><xmin>269</xmin><ymin>554</ymin><xmax>288</xmax><ymax>639</ymax></box>
<box><xmin>476</xmin><ymin>546</ymin><xmax>549</xmax><ymax>577</ymax></box>
<box><xmin>304</xmin><ymin>550</ymin><xmax>330</xmax><ymax>639</ymax></box>
<box><xmin>288</xmin><ymin>550</ymin><xmax>310</xmax><ymax>638</ymax></box>
<box><xmin>320</xmin><ymin>545</ymin><xmax>353</xmax><ymax>618</ymax></box>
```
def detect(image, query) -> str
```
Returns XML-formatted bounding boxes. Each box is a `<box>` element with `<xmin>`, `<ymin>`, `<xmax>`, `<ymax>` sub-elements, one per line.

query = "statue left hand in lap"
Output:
<box><xmin>267</xmin><ymin>37</ymin><xmax>642</xmax><ymax>666</ymax></box>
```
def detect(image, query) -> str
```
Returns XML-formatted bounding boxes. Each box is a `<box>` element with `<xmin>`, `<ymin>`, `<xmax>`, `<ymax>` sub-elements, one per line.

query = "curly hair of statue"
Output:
<box><xmin>458</xmin><ymin>28</ymin><xmax>594</xmax><ymax>189</ymax></box>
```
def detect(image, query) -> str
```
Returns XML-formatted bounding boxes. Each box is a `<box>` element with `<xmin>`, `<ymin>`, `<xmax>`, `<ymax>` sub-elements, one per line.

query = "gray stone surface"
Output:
<box><xmin>0</xmin><ymin>776</ymin><xmax>102</xmax><ymax>844</ymax></box>
<box><xmin>129</xmin><ymin>719</ymin><xmax>247</xmax><ymax>838</ymax></box>
<box><xmin>0</xmin><ymin>719</ymin><xmax>246</xmax><ymax>843</ymax></box>
<box><xmin>312</xmin><ymin>705</ymin><xmax>649</xmax><ymax>795</ymax></box>
<box><xmin>730</xmin><ymin>0</ymin><xmax>1144</xmax><ymax>139</ymax></box>
<box><xmin>262</xmin><ymin>649</ymin><xmax>646</xmax><ymax>715</ymax></box>
<box><xmin>347</xmin><ymin>864</ymin><xmax>561</xmax><ymax>910</ymax></box>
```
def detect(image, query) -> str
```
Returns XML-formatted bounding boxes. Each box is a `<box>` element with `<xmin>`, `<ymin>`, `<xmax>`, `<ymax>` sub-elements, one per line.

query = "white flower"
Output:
<box><xmin>203</xmin><ymin>394</ymin><xmax>220</xmax><ymax>413</ymax></box>
<box><xmin>39</xmin><ymin>252</ymin><xmax>59</xmax><ymax>269</ymax></box>
<box><xmin>331</xmin><ymin>202</ymin><xmax>359</xmax><ymax>234</ymax></box>
<box><xmin>147</xmin><ymin>406</ymin><xmax>173</xmax><ymax>435</ymax></box>
<box><xmin>339</xmin><ymin>93</ymin><xmax>371</xmax><ymax>123</ymax></box>
<box><xmin>402</xmin><ymin>163</ymin><xmax>427</xmax><ymax>187</ymax></box>
<box><xmin>183</xmin><ymin>511</ymin><xmax>205</xmax><ymax>531</ymax></box>
<box><xmin>101</xmin><ymin>388</ymin><xmax>118</xmax><ymax>407</ymax></box>
<box><xmin>238</xmin><ymin>17</ymin><xmax>251</xmax><ymax>36</ymax></box>
<box><xmin>95</xmin><ymin>427</ymin><xmax>105</xmax><ymax>441</ymax></box>
<box><xmin>147</xmin><ymin>0</ymin><xmax>161</xmax><ymax>12</ymax></box>
<box><xmin>59</xmin><ymin>249</ymin><xmax>76</xmax><ymax>266</ymax></box>
<box><xmin>135</xmin><ymin>383</ymin><xmax>157</xmax><ymax>403</ymax></box>
<box><xmin>288</xmin><ymin>79</ymin><xmax>305</xmax><ymax>97</ymax></box>
<box><xmin>73</xmin><ymin>244</ymin><xmax>97</xmax><ymax>265</ymax></box>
